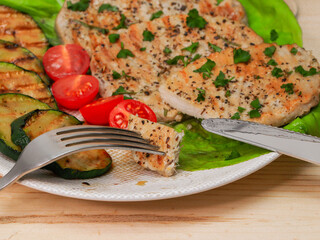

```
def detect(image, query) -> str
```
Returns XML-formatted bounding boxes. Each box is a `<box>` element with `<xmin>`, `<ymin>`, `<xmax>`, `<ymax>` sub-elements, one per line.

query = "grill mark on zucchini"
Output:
<box><xmin>0</xmin><ymin>93</ymin><xmax>50</xmax><ymax>160</ymax></box>
<box><xmin>0</xmin><ymin>40</ymin><xmax>49</xmax><ymax>84</ymax></box>
<box><xmin>37</xmin><ymin>97</ymin><xmax>56</xmax><ymax>103</ymax></box>
<box><xmin>0</xmin><ymin>6</ymin><xmax>48</xmax><ymax>59</ymax></box>
<box><xmin>3</xmin><ymin>42</ymin><xmax>20</xmax><ymax>50</ymax></box>
<box><xmin>19</xmin><ymin>42</ymin><xmax>48</xmax><ymax>47</ymax></box>
<box><xmin>0</xmin><ymin>62</ymin><xmax>57</xmax><ymax>108</ymax></box>
<box><xmin>2</xmin><ymin>26</ymin><xmax>39</xmax><ymax>31</ymax></box>
<box><xmin>12</xmin><ymin>56</ymin><xmax>36</xmax><ymax>64</ymax></box>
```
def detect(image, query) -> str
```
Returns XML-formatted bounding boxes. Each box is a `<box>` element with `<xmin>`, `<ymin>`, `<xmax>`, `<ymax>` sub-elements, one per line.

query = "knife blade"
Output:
<box><xmin>202</xmin><ymin>119</ymin><xmax>320</xmax><ymax>165</ymax></box>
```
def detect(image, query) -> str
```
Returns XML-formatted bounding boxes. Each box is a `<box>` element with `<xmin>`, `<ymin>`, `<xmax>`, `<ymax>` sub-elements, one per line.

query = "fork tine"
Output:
<box><xmin>56</xmin><ymin>125</ymin><xmax>140</xmax><ymax>138</ymax></box>
<box><xmin>66</xmin><ymin>142</ymin><xmax>165</xmax><ymax>156</ymax></box>
<box><xmin>65</xmin><ymin>139</ymin><xmax>160</xmax><ymax>150</ymax></box>
<box><xmin>60</xmin><ymin>133</ymin><xmax>149</xmax><ymax>144</ymax></box>
<box><xmin>55</xmin><ymin>125</ymin><xmax>161</xmax><ymax>150</ymax></box>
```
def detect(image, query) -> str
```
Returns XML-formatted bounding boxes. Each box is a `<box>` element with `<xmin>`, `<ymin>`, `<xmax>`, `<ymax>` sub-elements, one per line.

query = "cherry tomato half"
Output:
<box><xmin>109</xmin><ymin>100</ymin><xmax>157</xmax><ymax>129</ymax></box>
<box><xmin>52</xmin><ymin>75</ymin><xmax>99</xmax><ymax>110</ymax></box>
<box><xmin>80</xmin><ymin>95</ymin><xmax>124</xmax><ymax>125</ymax></box>
<box><xmin>43</xmin><ymin>44</ymin><xmax>90</xmax><ymax>81</ymax></box>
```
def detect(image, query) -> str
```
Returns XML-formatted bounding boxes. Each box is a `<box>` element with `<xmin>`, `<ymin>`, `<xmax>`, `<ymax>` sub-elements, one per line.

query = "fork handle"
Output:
<box><xmin>0</xmin><ymin>163</ymin><xmax>26</xmax><ymax>190</ymax></box>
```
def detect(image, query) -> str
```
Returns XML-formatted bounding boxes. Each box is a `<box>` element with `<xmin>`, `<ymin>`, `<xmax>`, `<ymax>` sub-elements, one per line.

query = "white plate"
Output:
<box><xmin>0</xmin><ymin>149</ymin><xmax>280</xmax><ymax>201</ymax></box>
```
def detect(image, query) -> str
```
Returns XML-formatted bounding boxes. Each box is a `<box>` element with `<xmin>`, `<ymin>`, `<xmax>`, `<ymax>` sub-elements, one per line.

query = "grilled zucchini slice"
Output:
<box><xmin>0</xmin><ymin>5</ymin><xmax>48</xmax><ymax>59</ymax></box>
<box><xmin>0</xmin><ymin>93</ymin><xmax>50</xmax><ymax>160</ymax></box>
<box><xmin>0</xmin><ymin>62</ymin><xmax>57</xmax><ymax>108</ymax></box>
<box><xmin>0</xmin><ymin>40</ymin><xmax>50</xmax><ymax>85</ymax></box>
<box><xmin>11</xmin><ymin>109</ymin><xmax>112</xmax><ymax>179</ymax></box>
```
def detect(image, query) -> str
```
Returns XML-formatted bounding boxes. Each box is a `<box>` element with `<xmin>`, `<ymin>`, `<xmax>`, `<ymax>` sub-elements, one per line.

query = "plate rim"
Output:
<box><xmin>7</xmin><ymin>152</ymin><xmax>281</xmax><ymax>202</ymax></box>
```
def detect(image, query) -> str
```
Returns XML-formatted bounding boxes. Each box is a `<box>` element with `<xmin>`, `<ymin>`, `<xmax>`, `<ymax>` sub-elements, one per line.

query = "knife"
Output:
<box><xmin>202</xmin><ymin>119</ymin><xmax>320</xmax><ymax>165</ymax></box>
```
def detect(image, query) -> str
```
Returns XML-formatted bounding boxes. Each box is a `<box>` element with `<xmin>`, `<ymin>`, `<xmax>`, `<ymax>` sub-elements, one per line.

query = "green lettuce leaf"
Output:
<box><xmin>174</xmin><ymin>119</ymin><xmax>268</xmax><ymax>171</ymax></box>
<box><xmin>285</xmin><ymin>104</ymin><xmax>320</xmax><ymax>137</ymax></box>
<box><xmin>1</xmin><ymin>0</ymin><xmax>64</xmax><ymax>45</ymax></box>
<box><xmin>238</xmin><ymin>0</ymin><xmax>303</xmax><ymax>46</ymax></box>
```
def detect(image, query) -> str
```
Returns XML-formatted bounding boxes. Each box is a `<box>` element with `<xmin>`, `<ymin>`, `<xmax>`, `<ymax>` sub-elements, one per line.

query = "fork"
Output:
<box><xmin>0</xmin><ymin>125</ymin><xmax>165</xmax><ymax>190</ymax></box>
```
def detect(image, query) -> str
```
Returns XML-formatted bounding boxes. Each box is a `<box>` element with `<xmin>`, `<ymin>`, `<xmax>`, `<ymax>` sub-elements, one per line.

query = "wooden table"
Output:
<box><xmin>1</xmin><ymin>1</ymin><xmax>320</xmax><ymax>239</ymax></box>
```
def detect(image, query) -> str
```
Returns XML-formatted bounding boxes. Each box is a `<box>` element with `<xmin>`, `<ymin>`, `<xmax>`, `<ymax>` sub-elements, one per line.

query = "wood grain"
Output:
<box><xmin>0</xmin><ymin>1</ymin><xmax>320</xmax><ymax>239</ymax></box>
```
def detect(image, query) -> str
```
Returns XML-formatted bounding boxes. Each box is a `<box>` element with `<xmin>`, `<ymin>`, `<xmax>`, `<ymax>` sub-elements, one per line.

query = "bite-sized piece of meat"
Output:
<box><xmin>91</xmin><ymin>15</ymin><xmax>263</xmax><ymax>121</ymax></box>
<box><xmin>56</xmin><ymin>0</ymin><xmax>247</xmax><ymax>55</ymax></box>
<box><xmin>159</xmin><ymin>43</ymin><xmax>320</xmax><ymax>126</ymax></box>
<box><xmin>127</xmin><ymin>114</ymin><xmax>184</xmax><ymax>177</ymax></box>
<box><xmin>0</xmin><ymin>6</ymin><xmax>48</xmax><ymax>59</ymax></box>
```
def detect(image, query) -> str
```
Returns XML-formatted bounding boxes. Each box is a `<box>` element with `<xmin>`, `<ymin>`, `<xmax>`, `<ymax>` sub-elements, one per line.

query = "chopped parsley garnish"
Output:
<box><xmin>225</xmin><ymin>90</ymin><xmax>231</xmax><ymax>97</ymax></box>
<box><xmin>117</xmin><ymin>42</ymin><xmax>134</xmax><ymax>58</ymax></box>
<box><xmin>272</xmin><ymin>67</ymin><xmax>284</xmax><ymax>78</ymax></box>
<box><xmin>295</xmin><ymin>65</ymin><xmax>319</xmax><ymax>77</ymax></box>
<box><xmin>163</xmin><ymin>108</ymin><xmax>169</xmax><ymax>117</ymax></box>
<box><xmin>140</xmin><ymin>47</ymin><xmax>146</xmax><ymax>51</ymax></box>
<box><xmin>225</xmin><ymin>150</ymin><xmax>241</xmax><ymax>160</ymax></box>
<box><xmin>121</xmin><ymin>71</ymin><xmax>132</xmax><ymax>79</ymax></box>
<box><xmin>208</xmin><ymin>43</ymin><xmax>222</xmax><ymax>53</ymax></box>
<box><xmin>189</xmin><ymin>54</ymin><xmax>202</xmax><ymax>64</ymax></box>
<box><xmin>264</xmin><ymin>46</ymin><xmax>276</xmax><ymax>57</ymax></box>
<box><xmin>231</xmin><ymin>112</ymin><xmax>240</xmax><ymax>120</ymax></box>
<box><xmin>281</xmin><ymin>83</ymin><xmax>294</xmax><ymax>94</ymax></box>
<box><xmin>290</xmin><ymin>47</ymin><xmax>298</xmax><ymax>55</ymax></box>
<box><xmin>182</xmin><ymin>42</ymin><xmax>199</xmax><ymax>54</ymax></box>
<box><xmin>250</xmin><ymin>98</ymin><xmax>262</xmax><ymax>109</ymax></box>
<box><xmin>67</xmin><ymin>0</ymin><xmax>90</xmax><ymax>11</ymax></box>
<box><xmin>75</xmin><ymin>20</ymin><xmax>109</xmax><ymax>34</ymax></box>
<box><xmin>112</xmin><ymin>86</ymin><xmax>135</xmax><ymax>99</ymax></box>
<box><xmin>231</xmin><ymin>107</ymin><xmax>245</xmax><ymax>120</ymax></box>
<box><xmin>249</xmin><ymin>98</ymin><xmax>261</xmax><ymax>118</ymax></box>
<box><xmin>113</xmin><ymin>14</ymin><xmax>127</xmax><ymax>30</ymax></box>
<box><xmin>112</xmin><ymin>71</ymin><xmax>132</xmax><ymax>80</ymax></box>
<box><xmin>112</xmin><ymin>70</ymin><xmax>122</xmax><ymax>79</ymax></box>
<box><xmin>112</xmin><ymin>86</ymin><xmax>131</xmax><ymax>95</ymax></box>
<box><xmin>249</xmin><ymin>109</ymin><xmax>261</xmax><ymax>118</ymax></box>
<box><xmin>216</xmin><ymin>0</ymin><xmax>224</xmax><ymax>6</ymax></box>
<box><xmin>166</xmin><ymin>54</ymin><xmax>201</xmax><ymax>67</ymax></box>
<box><xmin>94</xmin><ymin>27</ymin><xmax>108</xmax><ymax>34</ymax></box>
<box><xmin>98</xmin><ymin>3</ymin><xmax>119</xmax><ymax>13</ymax></box>
<box><xmin>186</xmin><ymin>9</ymin><xmax>208</xmax><ymax>29</ymax></box>
<box><xmin>196</xmin><ymin>88</ymin><xmax>206</xmax><ymax>102</ymax></box>
<box><xmin>166</xmin><ymin>55</ymin><xmax>185</xmax><ymax>65</ymax></box>
<box><xmin>108</xmin><ymin>33</ymin><xmax>120</xmax><ymax>43</ymax></box>
<box><xmin>286</xmin><ymin>70</ymin><xmax>293</xmax><ymax>75</ymax></box>
<box><xmin>270</xmin><ymin>29</ymin><xmax>279</xmax><ymax>41</ymax></box>
<box><xmin>193</xmin><ymin>59</ymin><xmax>216</xmax><ymax>79</ymax></box>
<box><xmin>150</xmin><ymin>10</ymin><xmax>163</xmax><ymax>20</ymax></box>
<box><xmin>254</xmin><ymin>75</ymin><xmax>261</xmax><ymax>80</ymax></box>
<box><xmin>238</xmin><ymin>107</ymin><xmax>246</xmax><ymax>113</ymax></box>
<box><xmin>143</xmin><ymin>30</ymin><xmax>155</xmax><ymax>41</ymax></box>
<box><xmin>163</xmin><ymin>47</ymin><xmax>172</xmax><ymax>55</ymax></box>
<box><xmin>233</xmin><ymin>48</ymin><xmax>251</xmax><ymax>64</ymax></box>
<box><xmin>213</xmin><ymin>71</ymin><xmax>234</xmax><ymax>88</ymax></box>
<box><xmin>267</xmin><ymin>59</ymin><xmax>278</xmax><ymax>66</ymax></box>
